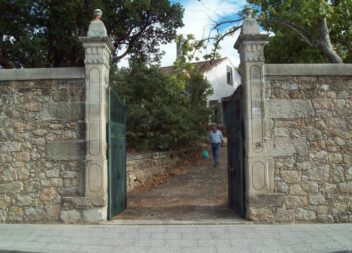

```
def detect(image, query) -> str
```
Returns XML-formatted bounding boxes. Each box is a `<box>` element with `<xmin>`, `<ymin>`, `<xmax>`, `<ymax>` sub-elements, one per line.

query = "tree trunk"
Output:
<box><xmin>317</xmin><ymin>17</ymin><xmax>343</xmax><ymax>63</ymax></box>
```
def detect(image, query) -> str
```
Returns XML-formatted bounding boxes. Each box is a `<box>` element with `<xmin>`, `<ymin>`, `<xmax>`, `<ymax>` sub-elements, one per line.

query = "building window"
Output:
<box><xmin>226</xmin><ymin>66</ymin><xmax>233</xmax><ymax>85</ymax></box>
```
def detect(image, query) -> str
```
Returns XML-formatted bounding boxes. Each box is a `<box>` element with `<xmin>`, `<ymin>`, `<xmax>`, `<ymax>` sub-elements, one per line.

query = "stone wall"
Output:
<box><xmin>127</xmin><ymin>151</ymin><xmax>181</xmax><ymax>193</ymax></box>
<box><xmin>0</xmin><ymin>68</ymin><xmax>86</xmax><ymax>223</ymax></box>
<box><xmin>249</xmin><ymin>65</ymin><xmax>352</xmax><ymax>223</ymax></box>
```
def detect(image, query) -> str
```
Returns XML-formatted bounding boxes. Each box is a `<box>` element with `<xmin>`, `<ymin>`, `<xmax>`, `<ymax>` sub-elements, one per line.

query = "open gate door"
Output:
<box><xmin>108</xmin><ymin>87</ymin><xmax>127</xmax><ymax>220</ymax></box>
<box><xmin>225</xmin><ymin>86</ymin><xmax>245</xmax><ymax>217</ymax></box>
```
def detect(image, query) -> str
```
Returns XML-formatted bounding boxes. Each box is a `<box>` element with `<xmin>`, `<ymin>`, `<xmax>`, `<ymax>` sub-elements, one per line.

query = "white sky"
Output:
<box><xmin>119</xmin><ymin>0</ymin><xmax>248</xmax><ymax>68</ymax></box>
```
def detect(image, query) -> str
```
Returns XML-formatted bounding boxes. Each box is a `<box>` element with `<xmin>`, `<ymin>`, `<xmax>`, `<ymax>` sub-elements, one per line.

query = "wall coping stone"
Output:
<box><xmin>265</xmin><ymin>64</ymin><xmax>352</xmax><ymax>76</ymax></box>
<box><xmin>63</xmin><ymin>197</ymin><xmax>106</xmax><ymax>209</ymax></box>
<box><xmin>0</xmin><ymin>67</ymin><xmax>85</xmax><ymax>81</ymax></box>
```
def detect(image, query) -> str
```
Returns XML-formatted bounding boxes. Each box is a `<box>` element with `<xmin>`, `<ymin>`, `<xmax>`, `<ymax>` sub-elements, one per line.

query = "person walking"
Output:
<box><xmin>209</xmin><ymin>124</ymin><xmax>223</xmax><ymax>167</ymax></box>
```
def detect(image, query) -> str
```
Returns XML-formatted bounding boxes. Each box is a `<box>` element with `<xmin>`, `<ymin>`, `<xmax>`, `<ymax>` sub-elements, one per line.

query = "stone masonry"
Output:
<box><xmin>235</xmin><ymin>8</ymin><xmax>352</xmax><ymax>223</ymax></box>
<box><xmin>252</xmin><ymin>72</ymin><xmax>352</xmax><ymax>223</ymax></box>
<box><xmin>0</xmin><ymin>74</ymin><xmax>86</xmax><ymax>223</ymax></box>
<box><xmin>126</xmin><ymin>151</ymin><xmax>180</xmax><ymax>193</ymax></box>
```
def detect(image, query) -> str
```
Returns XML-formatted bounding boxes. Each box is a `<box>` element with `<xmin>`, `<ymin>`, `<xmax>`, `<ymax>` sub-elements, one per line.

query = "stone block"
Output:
<box><xmin>308</xmin><ymin>194</ymin><xmax>326</xmax><ymax>205</ymax></box>
<box><xmin>60</xmin><ymin>210</ymin><xmax>81</xmax><ymax>223</ymax></box>
<box><xmin>45</xmin><ymin>205</ymin><xmax>61</xmax><ymax>220</ymax></box>
<box><xmin>320</xmin><ymin>182</ymin><xmax>337</xmax><ymax>193</ymax></box>
<box><xmin>301</xmin><ymin>181</ymin><xmax>319</xmax><ymax>193</ymax></box>
<box><xmin>281</xmin><ymin>171</ymin><xmax>301</xmax><ymax>184</ymax></box>
<box><xmin>0</xmin><ymin>182</ymin><xmax>23</xmax><ymax>193</ymax></box>
<box><xmin>306</xmin><ymin>165</ymin><xmax>329</xmax><ymax>182</ymax></box>
<box><xmin>32</xmin><ymin>129</ymin><xmax>48</xmax><ymax>137</ymax></box>
<box><xmin>15</xmin><ymin>152</ymin><xmax>30</xmax><ymax>162</ymax></box>
<box><xmin>0</xmin><ymin>168</ymin><xmax>18</xmax><ymax>182</ymax></box>
<box><xmin>46</xmin><ymin>141</ymin><xmax>85</xmax><ymax>160</ymax></box>
<box><xmin>265</xmin><ymin>100</ymin><xmax>315</xmax><ymax>119</ymax></box>
<box><xmin>248</xmin><ymin>207</ymin><xmax>274</xmax><ymax>223</ymax></box>
<box><xmin>297</xmin><ymin>162</ymin><xmax>313</xmax><ymax>171</ymax></box>
<box><xmin>0</xmin><ymin>209</ymin><xmax>7</xmax><ymax>222</ymax></box>
<box><xmin>338</xmin><ymin>182</ymin><xmax>352</xmax><ymax>193</ymax></box>
<box><xmin>46</xmin><ymin>169</ymin><xmax>60</xmax><ymax>178</ymax></box>
<box><xmin>275</xmin><ymin>181</ymin><xmax>288</xmax><ymax>193</ymax></box>
<box><xmin>62</xmin><ymin>197</ymin><xmax>105</xmax><ymax>211</ymax></box>
<box><xmin>249</xmin><ymin>193</ymin><xmax>285</xmax><ymax>207</ymax></box>
<box><xmin>16</xmin><ymin>195</ymin><xmax>32</xmax><ymax>207</ymax></box>
<box><xmin>40</xmin><ymin>102</ymin><xmax>84</xmax><ymax>121</ymax></box>
<box><xmin>82</xmin><ymin>208</ymin><xmax>105</xmax><ymax>223</ymax></box>
<box><xmin>346</xmin><ymin>167</ymin><xmax>352</xmax><ymax>180</ymax></box>
<box><xmin>317</xmin><ymin>214</ymin><xmax>334</xmax><ymax>223</ymax></box>
<box><xmin>24</xmin><ymin>208</ymin><xmax>46</xmax><ymax>222</ymax></box>
<box><xmin>8</xmin><ymin>207</ymin><xmax>23</xmax><ymax>222</ymax></box>
<box><xmin>39</xmin><ymin>187</ymin><xmax>56</xmax><ymax>202</ymax></box>
<box><xmin>265</xmin><ymin>138</ymin><xmax>295</xmax><ymax>156</ymax></box>
<box><xmin>62</xmin><ymin>171</ymin><xmax>78</xmax><ymax>178</ymax></box>
<box><xmin>330</xmin><ymin>166</ymin><xmax>345</xmax><ymax>183</ymax></box>
<box><xmin>294</xmin><ymin>208</ymin><xmax>316</xmax><ymax>221</ymax></box>
<box><xmin>275</xmin><ymin>208</ymin><xmax>294</xmax><ymax>222</ymax></box>
<box><xmin>286</xmin><ymin>196</ymin><xmax>308</xmax><ymax>208</ymax></box>
<box><xmin>0</xmin><ymin>142</ymin><xmax>21</xmax><ymax>152</ymax></box>
<box><xmin>0</xmin><ymin>195</ymin><xmax>11</xmax><ymax>208</ymax></box>
<box><xmin>289</xmin><ymin>184</ymin><xmax>306</xmax><ymax>195</ymax></box>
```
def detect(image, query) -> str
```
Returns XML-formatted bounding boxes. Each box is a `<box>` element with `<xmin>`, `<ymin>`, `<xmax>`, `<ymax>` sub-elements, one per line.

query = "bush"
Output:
<box><xmin>111</xmin><ymin>61</ymin><xmax>212</xmax><ymax>151</ymax></box>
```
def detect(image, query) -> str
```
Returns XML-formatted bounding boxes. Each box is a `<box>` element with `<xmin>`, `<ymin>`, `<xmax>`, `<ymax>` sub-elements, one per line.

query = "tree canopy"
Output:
<box><xmin>199</xmin><ymin>0</ymin><xmax>351</xmax><ymax>63</ymax></box>
<box><xmin>0</xmin><ymin>0</ymin><xmax>184</xmax><ymax>68</ymax></box>
<box><xmin>111</xmin><ymin>61</ymin><xmax>213</xmax><ymax>151</ymax></box>
<box><xmin>248</xmin><ymin>0</ymin><xmax>352</xmax><ymax>63</ymax></box>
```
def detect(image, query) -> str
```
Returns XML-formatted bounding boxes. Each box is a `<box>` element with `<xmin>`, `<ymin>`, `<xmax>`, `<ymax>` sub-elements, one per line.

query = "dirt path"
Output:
<box><xmin>114</xmin><ymin>146</ymin><xmax>241</xmax><ymax>221</ymax></box>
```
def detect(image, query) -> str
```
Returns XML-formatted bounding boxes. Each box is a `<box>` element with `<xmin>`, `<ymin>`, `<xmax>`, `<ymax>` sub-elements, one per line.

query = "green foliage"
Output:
<box><xmin>111</xmin><ymin>61</ymin><xmax>213</xmax><ymax>151</ymax></box>
<box><xmin>0</xmin><ymin>0</ymin><xmax>183</xmax><ymax>68</ymax></box>
<box><xmin>265</xmin><ymin>31</ymin><xmax>326</xmax><ymax>63</ymax></box>
<box><xmin>248</xmin><ymin>0</ymin><xmax>352</xmax><ymax>63</ymax></box>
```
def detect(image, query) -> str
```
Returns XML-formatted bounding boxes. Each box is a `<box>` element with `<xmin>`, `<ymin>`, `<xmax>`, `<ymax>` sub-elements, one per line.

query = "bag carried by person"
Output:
<box><xmin>201</xmin><ymin>149</ymin><xmax>209</xmax><ymax>159</ymax></box>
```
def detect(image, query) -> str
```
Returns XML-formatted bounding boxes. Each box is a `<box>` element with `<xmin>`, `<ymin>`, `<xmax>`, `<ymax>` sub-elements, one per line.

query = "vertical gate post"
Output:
<box><xmin>79</xmin><ymin>9</ymin><xmax>114</xmax><ymax>201</ymax></box>
<box><xmin>234</xmin><ymin>8</ymin><xmax>275</xmax><ymax>217</ymax></box>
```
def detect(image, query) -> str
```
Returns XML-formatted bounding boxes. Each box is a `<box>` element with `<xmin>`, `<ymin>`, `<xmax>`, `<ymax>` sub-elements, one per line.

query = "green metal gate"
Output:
<box><xmin>225</xmin><ymin>85</ymin><xmax>245</xmax><ymax>218</ymax></box>
<box><xmin>108</xmin><ymin>86</ymin><xmax>127</xmax><ymax>220</ymax></box>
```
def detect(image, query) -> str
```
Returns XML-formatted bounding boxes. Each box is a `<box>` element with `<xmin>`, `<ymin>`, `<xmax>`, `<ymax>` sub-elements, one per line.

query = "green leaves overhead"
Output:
<box><xmin>0</xmin><ymin>0</ymin><xmax>184</xmax><ymax>68</ymax></box>
<box><xmin>248</xmin><ymin>0</ymin><xmax>352</xmax><ymax>63</ymax></box>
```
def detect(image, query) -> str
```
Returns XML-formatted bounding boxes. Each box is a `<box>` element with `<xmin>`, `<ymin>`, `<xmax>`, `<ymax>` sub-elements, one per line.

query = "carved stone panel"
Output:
<box><xmin>88</xmin><ymin>163</ymin><xmax>102</xmax><ymax>193</ymax></box>
<box><xmin>250</xmin><ymin>65</ymin><xmax>264</xmax><ymax>153</ymax></box>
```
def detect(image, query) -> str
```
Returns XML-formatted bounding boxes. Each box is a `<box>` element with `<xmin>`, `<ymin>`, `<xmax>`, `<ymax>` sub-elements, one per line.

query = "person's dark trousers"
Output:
<box><xmin>211</xmin><ymin>142</ymin><xmax>221</xmax><ymax>166</ymax></box>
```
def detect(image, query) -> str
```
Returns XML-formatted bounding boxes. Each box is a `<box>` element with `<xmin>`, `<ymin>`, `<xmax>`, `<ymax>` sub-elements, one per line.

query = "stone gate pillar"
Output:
<box><xmin>234</xmin><ymin>8</ymin><xmax>278</xmax><ymax>218</ymax></box>
<box><xmin>79</xmin><ymin>10</ymin><xmax>114</xmax><ymax>199</ymax></box>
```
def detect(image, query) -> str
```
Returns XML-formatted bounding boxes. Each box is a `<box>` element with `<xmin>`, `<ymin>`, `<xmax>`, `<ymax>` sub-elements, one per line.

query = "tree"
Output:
<box><xmin>248</xmin><ymin>0</ymin><xmax>352</xmax><ymax>63</ymax></box>
<box><xmin>0</xmin><ymin>0</ymin><xmax>183</xmax><ymax>68</ymax></box>
<box><xmin>199</xmin><ymin>0</ymin><xmax>351</xmax><ymax>63</ymax></box>
<box><xmin>111</xmin><ymin>61</ymin><xmax>213</xmax><ymax>151</ymax></box>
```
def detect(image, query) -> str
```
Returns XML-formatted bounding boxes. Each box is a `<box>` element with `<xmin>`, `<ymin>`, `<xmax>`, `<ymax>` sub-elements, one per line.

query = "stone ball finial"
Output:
<box><xmin>94</xmin><ymin>9</ymin><xmax>103</xmax><ymax>19</ymax></box>
<box><xmin>244</xmin><ymin>5</ymin><xmax>254</xmax><ymax>18</ymax></box>
<box><xmin>87</xmin><ymin>8</ymin><xmax>107</xmax><ymax>37</ymax></box>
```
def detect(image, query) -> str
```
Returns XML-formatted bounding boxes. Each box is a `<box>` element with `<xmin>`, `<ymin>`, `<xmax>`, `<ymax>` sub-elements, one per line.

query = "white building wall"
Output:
<box><xmin>205</xmin><ymin>58</ymin><xmax>241</xmax><ymax>102</ymax></box>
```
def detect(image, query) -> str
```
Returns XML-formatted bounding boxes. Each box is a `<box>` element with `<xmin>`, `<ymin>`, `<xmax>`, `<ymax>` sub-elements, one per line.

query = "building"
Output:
<box><xmin>160</xmin><ymin>57</ymin><xmax>241</xmax><ymax>125</ymax></box>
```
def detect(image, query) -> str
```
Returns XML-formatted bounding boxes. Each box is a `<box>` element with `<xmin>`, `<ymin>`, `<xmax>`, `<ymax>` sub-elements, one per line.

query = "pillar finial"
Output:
<box><xmin>94</xmin><ymin>9</ymin><xmax>103</xmax><ymax>20</ymax></box>
<box><xmin>244</xmin><ymin>5</ymin><xmax>254</xmax><ymax>18</ymax></box>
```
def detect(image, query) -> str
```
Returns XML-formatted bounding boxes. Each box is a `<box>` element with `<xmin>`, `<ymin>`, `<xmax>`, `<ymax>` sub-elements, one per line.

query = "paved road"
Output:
<box><xmin>0</xmin><ymin>223</ymin><xmax>351</xmax><ymax>253</ymax></box>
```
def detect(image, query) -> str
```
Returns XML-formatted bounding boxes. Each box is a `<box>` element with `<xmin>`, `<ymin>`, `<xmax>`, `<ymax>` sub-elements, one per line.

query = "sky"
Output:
<box><xmin>161</xmin><ymin>0</ymin><xmax>248</xmax><ymax>67</ymax></box>
<box><xmin>119</xmin><ymin>0</ymin><xmax>249</xmax><ymax>68</ymax></box>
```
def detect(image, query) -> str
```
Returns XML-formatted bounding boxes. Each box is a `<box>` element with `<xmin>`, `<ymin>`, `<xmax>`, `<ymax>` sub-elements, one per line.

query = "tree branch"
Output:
<box><xmin>263</xmin><ymin>18</ymin><xmax>314</xmax><ymax>46</ymax></box>
<box><xmin>316</xmin><ymin>17</ymin><xmax>343</xmax><ymax>63</ymax></box>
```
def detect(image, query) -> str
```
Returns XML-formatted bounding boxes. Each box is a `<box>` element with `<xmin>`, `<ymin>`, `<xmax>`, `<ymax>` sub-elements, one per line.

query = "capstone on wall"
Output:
<box><xmin>0</xmin><ymin>69</ymin><xmax>86</xmax><ymax>223</ymax></box>
<box><xmin>250</xmin><ymin>65</ymin><xmax>352</xmax><ymax>223</ymax></box>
